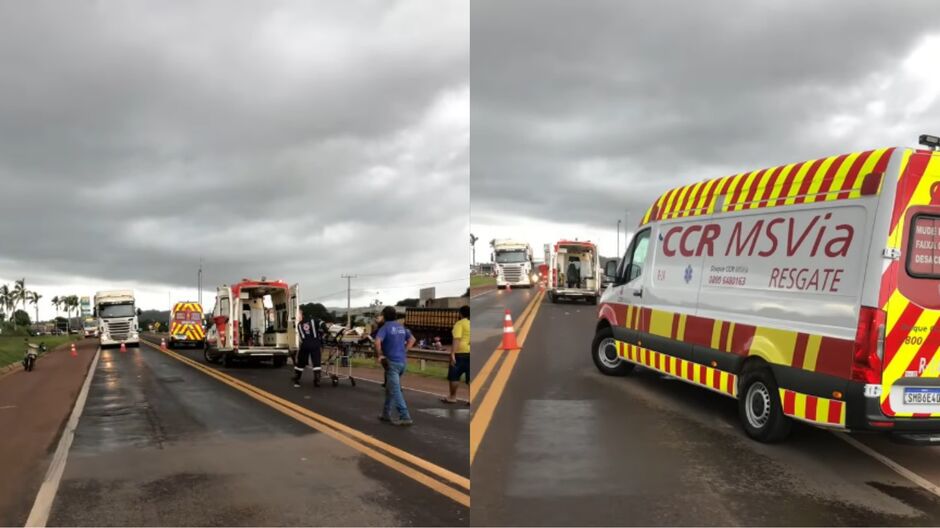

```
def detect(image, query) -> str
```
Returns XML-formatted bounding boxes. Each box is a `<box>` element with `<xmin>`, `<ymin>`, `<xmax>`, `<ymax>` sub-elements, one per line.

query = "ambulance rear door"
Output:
<box><xmin>289</xmin><ymin>284</ymin><xmax>299</xmax><ymax>351</ymax></box>
<box><xmin>881</xmin><ymin>148</ymin><xmax>940</xmax><ymax>417</ymax></box>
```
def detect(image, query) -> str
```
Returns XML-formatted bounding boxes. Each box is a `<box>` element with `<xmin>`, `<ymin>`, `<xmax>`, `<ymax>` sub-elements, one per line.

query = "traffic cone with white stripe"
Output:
<box><xmin>506</xmin><ymin>283</ymin><xmax>511</xmax><ymax>292</ymax></box>
<box><xmin>70</xmin><ymin>343</ymin><xmax>77</xmax><ymax>357</ymax></box>
<box><xmin>160</xmin><ymin>337</ymin><xmax>166</xmax><ymax>349</ymax></box>
<box><xmin>500</xmin><ymin>309</ymin><xmax>520</xmax><ymax>350</ymax></box>
<box><xmin>120</xmin><ymin>342</ymin><xmax>127</xmax><ymax>353</ymax></box>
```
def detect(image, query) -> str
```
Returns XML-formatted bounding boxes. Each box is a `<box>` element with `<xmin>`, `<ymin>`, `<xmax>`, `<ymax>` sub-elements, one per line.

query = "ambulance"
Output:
<box><xmin>168</xmin><ymin>301</ymin><xmax>205</xmax><ymax>349</ymax></box>
<box><xmin>594</xmin><ymin>135</ymin><xmax>940</xmax><ymax>443</ymax></box>
<box><xmin>548</xmin><ymin>239</ymin><xmax>601</xmax><ymax>304</ymax></box>
<box><xmin>204</xmin><ymin>278</ymin><xmax>299</xmax><ymax>367</ymax></box>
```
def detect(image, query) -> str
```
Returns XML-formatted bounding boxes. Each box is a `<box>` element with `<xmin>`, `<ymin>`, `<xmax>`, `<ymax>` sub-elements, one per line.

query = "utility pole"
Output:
<box><xmin>341</xmin><ymin>274</ymin><xmax>357</xmax><ymax>328</ymax></box>
<box><xmin>625</xmin><ymin>211</ymin><xmax>632</xmax><ymax>251</ymax></box>
<box><xmin>197</xmin><ymin>257</ymin><xmax>203</xmax><ymax>307</ymax></box>
<box><xmin>616</xmin><ymin>219</ymin><xmax>621</xmax><ymax>257</ymax></box>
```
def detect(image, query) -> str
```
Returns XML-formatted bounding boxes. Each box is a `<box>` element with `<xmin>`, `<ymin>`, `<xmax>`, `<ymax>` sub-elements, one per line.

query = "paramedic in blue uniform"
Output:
<box><xmin>293</xmin><ymin>312</ymin><xmax>322</xmax><ymax>388</ymax></box>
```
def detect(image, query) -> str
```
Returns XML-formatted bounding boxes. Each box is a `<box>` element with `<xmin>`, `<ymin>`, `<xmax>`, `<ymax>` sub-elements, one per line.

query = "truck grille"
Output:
<box><xmin>503</xmin><ymin>266</ymin><xmax>523</xmax><ymax>283</ymax></box>
<box><xmin>107</xmin><ymin>321</ymin><xmax>130</xmax><ymax>340</ymax></box>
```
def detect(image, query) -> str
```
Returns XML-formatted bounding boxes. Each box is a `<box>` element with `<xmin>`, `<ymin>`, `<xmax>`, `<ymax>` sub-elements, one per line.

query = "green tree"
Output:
<box><xmin>300</xmin><ymin>302</ymin><xmax>334</xmax><ymax>323</ymax></box>
<box><xmin>13</xmin><ymin>309</ymin><xmax>30</xmax><ymax>327</ymax></box>
<box><xmin>396</xmin><ymin>298</ymin><xmax>420</xmax><ymax>308</ymax></box>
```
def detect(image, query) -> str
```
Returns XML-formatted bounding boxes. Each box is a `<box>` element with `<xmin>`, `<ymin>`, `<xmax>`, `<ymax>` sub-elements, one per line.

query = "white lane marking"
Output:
<box><xmin>834</xmin><ymin>432</ymin><xmax>940</xmax><ymax>499</ymax></box>
<box><xmin>25</xmin><ymin>346</ymin><xmax>101</xmax><ymax>528</ymax></box>
<box><xmin>470</xmin><ymin>288</ymin><xmax>496</xmax><ymax>300</ymax></box>
<box><xmin>0</xmin><ymin>405</ymin><xmax>16</xmax><ymax>410</ymax></box>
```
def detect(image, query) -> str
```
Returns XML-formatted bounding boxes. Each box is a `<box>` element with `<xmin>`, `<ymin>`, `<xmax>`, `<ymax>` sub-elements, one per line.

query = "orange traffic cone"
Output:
<box><xmin>500</xmin><ymin>309</ymin><xmax>520</xmax><ymax>350</ymax></box>
<box><xmin>120</xmin><ymin>342</ymin><xmax>127</xmax><ymax>353</ymax></box>
<box><xmin>70</xmin><ymin>343</ymin><xmax>77</xmax><ymax>357</ymax></box>
<box><xmin>506</xmin><ymin>283</ymin><xmax>512</xmax><ymax>292</ymax></box>
<box><xmin>160</xmin><ymin>338</ymin><xmax>166</xmax><ymax>349</ymax></box>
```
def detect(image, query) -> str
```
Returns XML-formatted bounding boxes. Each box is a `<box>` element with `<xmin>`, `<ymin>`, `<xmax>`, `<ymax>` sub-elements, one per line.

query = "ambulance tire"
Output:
<box><xmin>222</xmin><ymin>353</ymin><xmax>234</xmax><ymax>368</ymax></box>
<box><xmin>204</xmin><ymin>347</ymin><xmax>220</xmax><ymax>364</ymax></box>
<box><xmin>738</xmin><ymin>367</ymin><xmax>791</xmax><ymax>443</ymax></box>
<box><xmin>549</xmin><ymin>292</ymin><xmax>557</xmax><ymax>304</ymax></box>
<box><xmin>590</xmin><ymin>296</ymin><xmax>598</xmax><ymax>305</ymax></box>
<box><xmin>273</xmin><ymin>356</ymin><xmax>286</xmax><ymax>368</ymax></box>
<box><xmin>592</xmin><ymin>327</ymin><xmax>633</xmax><ymax>376</ymax></box>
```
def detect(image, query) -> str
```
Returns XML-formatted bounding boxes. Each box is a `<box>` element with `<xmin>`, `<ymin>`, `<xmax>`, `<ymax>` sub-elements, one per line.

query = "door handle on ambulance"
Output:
<box><xmin>632</xmin><ymin>288</ymin><xmax>643</xmax><ymax>297</ymax></box>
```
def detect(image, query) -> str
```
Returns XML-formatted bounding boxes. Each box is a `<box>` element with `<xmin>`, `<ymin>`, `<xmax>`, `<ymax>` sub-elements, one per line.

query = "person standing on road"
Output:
<box><xmin>375</xmin><ymin>306</ymin><xmax>415</xmax><ymax>426</ymax></box>
<box><xmin>443</xmin><ymin>305</ymin><xmax>470</xmax><ymax>404</ymax></box>
<box><xmin>293</xmin><ymin>312</ymin><xmax>322</xmax><ymax>388</ymax></box>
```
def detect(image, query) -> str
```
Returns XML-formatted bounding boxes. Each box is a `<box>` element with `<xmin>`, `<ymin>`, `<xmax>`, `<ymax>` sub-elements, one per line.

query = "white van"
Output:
<box><xmin>205</xmin><ymin>279</ymin><xmax>299</xmax><ymax>367</ymax></box>
<box><xmin>594</xmin><ymin>137</ymin><xmax>940</xmax><ymax>443</ymax></box>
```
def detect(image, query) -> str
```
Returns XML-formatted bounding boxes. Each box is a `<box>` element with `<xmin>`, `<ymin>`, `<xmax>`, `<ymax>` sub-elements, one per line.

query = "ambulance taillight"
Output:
<box><xmin>851</xmin><ymin>306</ymin><xmax>886</xmax><ymax>384</ymax></box>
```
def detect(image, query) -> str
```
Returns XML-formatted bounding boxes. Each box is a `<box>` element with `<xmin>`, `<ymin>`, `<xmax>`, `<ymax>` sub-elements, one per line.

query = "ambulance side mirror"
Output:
<box><xmin>136</xmin><ymin>308</ymin><xmax>142</xmax><ymax>317</ymax></box>
<box><xmin>604</xmin><ymin>259</ymin><xmax>619</xmax><ymax>279</ymax></box>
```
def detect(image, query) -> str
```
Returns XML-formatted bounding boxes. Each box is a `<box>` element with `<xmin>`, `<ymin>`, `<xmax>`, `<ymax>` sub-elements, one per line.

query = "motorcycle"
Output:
<box><xmin>22</xmin><ymin>340</ymin><xmax>46</xmax><ymax>372</ymax></box>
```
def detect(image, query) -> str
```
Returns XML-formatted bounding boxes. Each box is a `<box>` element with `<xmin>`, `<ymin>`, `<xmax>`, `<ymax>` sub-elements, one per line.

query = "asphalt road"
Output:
<box><xmin>45</xmin><ymin>338</ymin><xmax>469</xmax><ymax>526</ymax></box>
<box><xmin>471</xmin><ymin>290</ymin><xmax>940</xmax><ymax>526</ymax></box>
<box><xmin>471</xmin><ymin>287</ymin><xmax>536</xmax><ymax>377</ymax></box>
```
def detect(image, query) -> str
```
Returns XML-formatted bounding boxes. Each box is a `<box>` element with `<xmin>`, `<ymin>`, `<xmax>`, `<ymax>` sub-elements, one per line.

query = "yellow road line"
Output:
<box><xmin>469</xmin><ymin>289</ymin><xmax>545</xmax><ymax>465</ymax></box>
<box><xmin>140</xmin><ymin>338</ymin><xmax>470</xmax><ymax>507</ymax></box>
<box><xmin>470</xmin><ymin>290</ymin><xmax>542</xmax><ymax>403</ymax></box>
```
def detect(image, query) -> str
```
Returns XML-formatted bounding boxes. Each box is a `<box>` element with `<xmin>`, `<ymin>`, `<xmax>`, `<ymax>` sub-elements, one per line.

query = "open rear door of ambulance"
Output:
<box><xmin>288</xmin><ymin>284</ymin><xmax>299</xmax><ymax>352</ymax></box>
<box><xmin>881</xmin><ymin>148</ymin><xmax>940</xmax><ymax>425</ymax></box>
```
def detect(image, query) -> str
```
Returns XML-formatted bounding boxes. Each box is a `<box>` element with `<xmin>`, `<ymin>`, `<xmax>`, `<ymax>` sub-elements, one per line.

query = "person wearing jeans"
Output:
<box><xmin>375</xmin><ymin>306</ymin><xmax>416</xmax><ymax>426</ymax></box>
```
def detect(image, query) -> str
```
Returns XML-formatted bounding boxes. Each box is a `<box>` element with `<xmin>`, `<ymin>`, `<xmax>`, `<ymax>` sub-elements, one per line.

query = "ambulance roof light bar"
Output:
<box><xmin>919</xmin><ymin>134</ymin><xmax>940</xmax><ymax>151</ymax></box>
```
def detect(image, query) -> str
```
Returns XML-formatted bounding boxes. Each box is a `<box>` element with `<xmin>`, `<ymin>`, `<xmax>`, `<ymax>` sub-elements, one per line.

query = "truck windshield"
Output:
<box><xmin>495</xmin><ymin>250</ymin><xmax>528</xmax><ymax>263</ymax></box>
<box><xmin>99</xmin><ymin>304</ymin><xmax>135</xmax><ymax>318</ymax></box>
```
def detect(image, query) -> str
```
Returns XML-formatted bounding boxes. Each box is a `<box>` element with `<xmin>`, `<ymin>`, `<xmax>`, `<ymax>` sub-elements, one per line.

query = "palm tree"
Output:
<box><xmin>0</xmin><ymin>285</ymin><xmax>9</xmax><ymax>323</ymax></box>
<box><xmin>11</xmin><ymin>279</ymin><xmax>26</xmax><ymax>328</ymax></box>
<box><xmin>470</xmin><ymin>233</ymin><xmax>479</xmax><ymax>266</ymax></box>
<box><xmin>67</xmin><ymin>295</ymin><xmax>79</xmax><ymax>333</ymax></box>
<box><xmin>28</xmin><ymin>291</ymin><xmax>42</xmax><ymax>326</ymax></box>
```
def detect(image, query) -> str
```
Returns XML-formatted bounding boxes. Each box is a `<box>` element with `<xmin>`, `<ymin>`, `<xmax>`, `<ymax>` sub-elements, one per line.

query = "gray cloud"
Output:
<box><xmin>0</xmin><ymin>0</ymin><xmax>469</xmax><ymax>313</ymax></box>
<box><xmin>471</xmin><ymin>0</ymin><xmax>940</xmax><ymax>243</ymax></box>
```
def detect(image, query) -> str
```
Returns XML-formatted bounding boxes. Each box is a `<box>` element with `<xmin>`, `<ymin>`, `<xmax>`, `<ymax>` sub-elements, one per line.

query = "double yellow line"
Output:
<box><xmin>469</xmin><ymin>289</ymin><xmax>545</xmax><ymax>464</ymax></box>
<box><xmin>141</xmin><ymin>338</ymin><xmax>470</xmax><ymax>507</ymax></box>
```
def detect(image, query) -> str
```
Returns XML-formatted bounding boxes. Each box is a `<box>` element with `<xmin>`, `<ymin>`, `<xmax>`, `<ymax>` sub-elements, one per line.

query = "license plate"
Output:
<box><xmin>904</xmin><ymin>388</ymin><xmax>940</xmax><ymax>405</ymax></box>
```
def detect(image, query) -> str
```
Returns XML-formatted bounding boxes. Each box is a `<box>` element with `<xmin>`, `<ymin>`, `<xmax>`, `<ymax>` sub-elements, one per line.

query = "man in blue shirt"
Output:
<box><xmin>375</xmin><ymin>306</ymin><xmax>416</xmax><ymax>426</ymax></box>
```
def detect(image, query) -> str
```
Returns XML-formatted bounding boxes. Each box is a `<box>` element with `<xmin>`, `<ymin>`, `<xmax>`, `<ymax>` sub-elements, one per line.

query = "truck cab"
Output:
<box><xmin>548</xmin><ymin>240</ymin><xmax>601</xmax><ymax>304</ymax></box>
<box><xmin>94</xmin><ymin>290</ymin><xmax>141</xmax><ymax>347</ymax></box>
<box><xmin>492</xmin><ymin>239</ymin><xmax>536</xmax><ymax>288</ymax></box>
<box><xmin>205</xmin><ymin>279</ymin><xmax>298</xmax><ymax>367</ymax></box>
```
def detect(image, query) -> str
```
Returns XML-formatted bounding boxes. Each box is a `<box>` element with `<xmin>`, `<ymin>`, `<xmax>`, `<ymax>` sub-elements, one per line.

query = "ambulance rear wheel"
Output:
<box><xmin>222</xmin><ymin>353</ymin><xmax>234</xmax><ymax>368</ymax></box>
<box><xmin>204</xmin><ymin>347</ymin><xmax>220</xmax><ymax>364</ymax></box>
<box><xmin>738</xmin><ymin>367</ymin><xmax>791</xmax><ymax>443</ymax></box>
<box><xmin>592</xmin><ymin>327</ymin><xmax>633</xmax><ymax>376</ymax></box>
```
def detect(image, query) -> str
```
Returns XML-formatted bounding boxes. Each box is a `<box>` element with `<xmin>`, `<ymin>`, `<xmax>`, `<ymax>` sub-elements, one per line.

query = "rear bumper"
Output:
<box><xmin>551</xmin><ymin>289</ymin><xmax>596</xmax><ymax>298</ymax></box>
<box><xmin>231</xmin><ymin>348</ymin><xmax>291</xmax><ymax>357</ymax></box>
<box><xmin>845</xmin><ymin>381</ymin><xmax>940</xmax><ymax>434</ymax></box>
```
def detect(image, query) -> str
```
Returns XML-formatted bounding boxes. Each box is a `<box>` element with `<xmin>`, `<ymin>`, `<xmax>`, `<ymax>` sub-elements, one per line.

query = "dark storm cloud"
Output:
<box><xmin>471</xmin><ymin>0</ymin><xmax>940</xmax><ymax>232</ymax></box>
<box><xmin>0</xmin><ymin>0</ymin><xmax>468</xmax><ymax>310</ymax></box>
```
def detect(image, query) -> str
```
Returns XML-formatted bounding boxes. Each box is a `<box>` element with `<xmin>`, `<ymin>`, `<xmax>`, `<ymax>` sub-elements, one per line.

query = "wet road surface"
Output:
<box><xmin>47</xmin><ymin>340</ymin><xmax>469</xmax><ymax>526</ymax></box>
<box><xmin>470</xmin><ymin>291</ymin><xmax>940</xmax><ymax>526</ymax></box>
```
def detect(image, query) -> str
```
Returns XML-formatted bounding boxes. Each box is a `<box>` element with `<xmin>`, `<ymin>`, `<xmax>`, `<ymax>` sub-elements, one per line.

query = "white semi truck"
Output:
<box><xmin>94</xmin><ymin>290</ymin><xmax>141</xmax><ymax>347</ymax></box>
<box><xmin>491</xmin><ymin>239</ymin><xmax>536</xmax><ymax>288</ymax></box>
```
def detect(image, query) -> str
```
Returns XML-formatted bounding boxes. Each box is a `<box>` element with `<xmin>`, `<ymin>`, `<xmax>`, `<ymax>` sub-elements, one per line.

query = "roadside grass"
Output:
<box><xmin>470</xmin><ymin>275</ymin><xmax>496</xmax><ymax>288</ymax></box>
<box><xmin>0</xmin><ymin>335</ymin><xmax>82</xmax><ymax>369</ymax></box>
<box><xmin>350</xmin><ymin>357</ymin><xmax>449</xmax><ymax>380</ymax></box>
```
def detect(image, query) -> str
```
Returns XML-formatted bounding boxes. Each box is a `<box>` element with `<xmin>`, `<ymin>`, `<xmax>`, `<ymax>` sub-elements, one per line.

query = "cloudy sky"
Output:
<box><xmin>0</xmin><ymin>0</ymin><xmax>468</xmax><ymax>319</ymax></box>
<box><xmin>471</xmin><ymin>0</ymin><xmax>940</xmax><ymax>262</ymax></box>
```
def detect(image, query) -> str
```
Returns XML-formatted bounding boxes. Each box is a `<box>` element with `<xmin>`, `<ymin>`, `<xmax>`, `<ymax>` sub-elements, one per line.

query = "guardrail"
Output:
<box><xmin>323</xmin><ymin>343</ymin><xmax>452</xmax><ymax>364</ymax></box>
